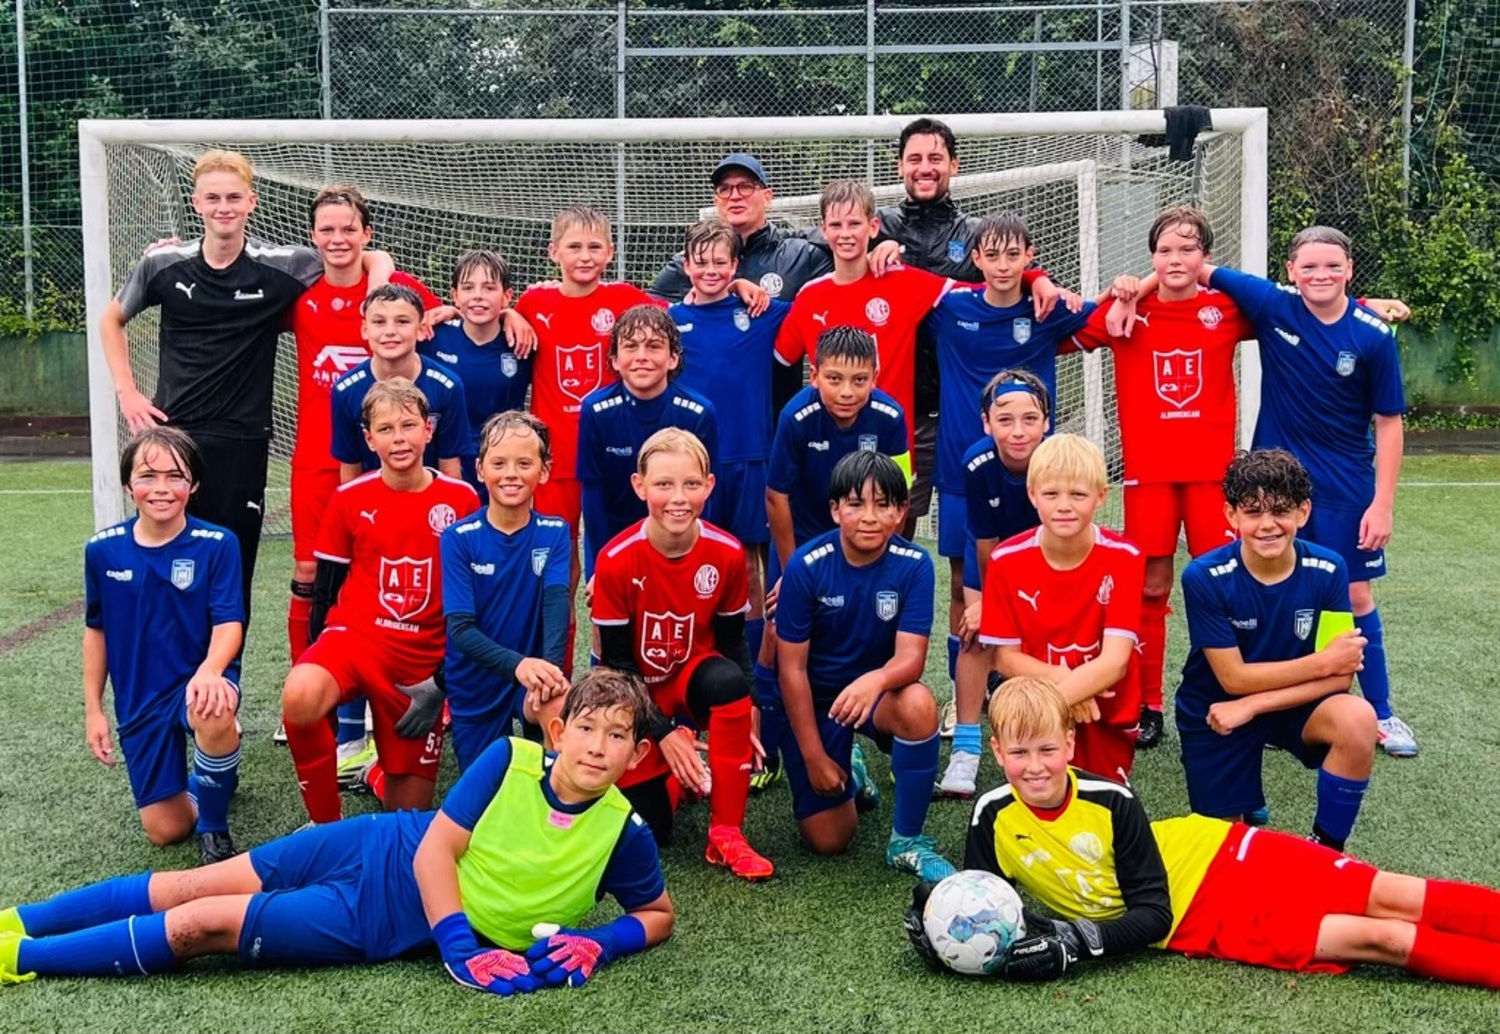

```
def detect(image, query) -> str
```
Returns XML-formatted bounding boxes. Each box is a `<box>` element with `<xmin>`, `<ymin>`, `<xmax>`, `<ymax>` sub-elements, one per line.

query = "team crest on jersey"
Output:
<box><xmin>1012</xmin><ymin>318</ymin><xmax>1032</xmax><ymax>344</ymax></box>
<box><xmin>1047</xmin><ymin>641</ymin><xmax>1101</xmax><ymax>668</ymax></box>
<box><xmin>1198</xmin><ymin>305</ymin><xmax>1224</xmax><ymax>329</ymax></box>
<box><xmin>379</xmin><ymin>557</ymin><xmax>432</xmax><ymax>622</ymax></box>
<box><xmin>170</xmin><ymin>559</ymin><xmax>195</xmax><ymax>590</ymax></box>
<box><xmin>858</xmin><ymin>434</ymin><xmax>879</xmax><ymax>452</ymax></box>
<box><xmin>312</xmin><ymin>344</ymin><xmax>370</xmax><ymax>389</ymax></box>
<box><xmin>1336</xmin><ymin>351</ymin><xmax>1357</xmax><ymax>377</ymax></box>
<box><xmin>759</xmin><ymin>272</ymin><xmax>784</xmax><ymax>297</ymax></box>
<box><xmin>428</xmin><ymin>504</ymin><xmax>458</xmax><ymax>535</ymax></box>
<box><xmin>1294</xmin><ymin>608</ymin><xmax>1315</xmax><ymax>641</ymax></box>
<box><xmin>590</xmin><ymin>308</ymin><xmax>616</xmax><ymax>335</ymax></box>
<box><xmin>865</xmin><ymin>297</ymin><xmax>891</xmax><ymax>327</ymax></box>
<box><xmin>1153</xmin><ymin>349</ymin><xmax>1202</xmax><ymax>408</ymax></box>
<box><xmin>531</xmin><ymin>548</ymin><xmax>550</xmax><ymax>576</ymax></box>
<box><xmin>1097</xmin><ymin>574</ymin><xmax>1114</xmax><ymax>606</ymax></box>
<box><xmin>556</xmin><ymin>344</ymin><xmax>604</xmax><ymax>403</ymax></box>
<box><xmin>693</xmin><ymin>564</ymin><xmax>720</xmax><ymax>598</ymax></box>
<box><xmin>501</xmin><ymin>353</ymin><xmax>519</xmax><ymax>378</ymax></box>
<box><xmin>875</xmin><ymin>590</ymin><xmax>900</xmax><ymax>622</ymax></box>
<box><xmin>641</xmin><ymin>610</ymin><xmax>694</xmax><ymax>674</ymax></box>
<box><xmin>728</xmin><ymin>307</ymin><xmax>750</xmax><ymax>332</ymax></box>
<box><xmin>948</xmin><ymin>239</ymin><xmax>967</xmax><ymax>264</ymax></box>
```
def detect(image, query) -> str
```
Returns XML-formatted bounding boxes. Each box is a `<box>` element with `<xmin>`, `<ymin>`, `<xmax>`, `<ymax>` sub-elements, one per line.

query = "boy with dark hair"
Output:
<box><xmin>83</xmin><ymin>427</ymin><xmax>244</xmax><ymax>866</ymax></box>
<box><xmin>765</xmin><ymin>451</ymin><xmax>954</xmax><ymax>881</ymax></box>
<box><xmin>2</xmin><ymin>669</ymin><xmax>674</xmax><ymax>994</ymax></box>
<box><xmin>1178</xmin><ymin>449</ymin><xmax>1376</xmax><ymax>851</ymax></box>
<box><xmin>578</xmin><ymin>305</ymin><xmax>719</xmax><ymax>577</ymax></box>
<box><xmin>441</xmin><ymin>411</ymin><xmax>573</xmax><ymax>770</ymax></box>
<box><xmin>904</xmin><ymin>676</ymin><xmax>1500</xmax><ymax>989</ymax></box>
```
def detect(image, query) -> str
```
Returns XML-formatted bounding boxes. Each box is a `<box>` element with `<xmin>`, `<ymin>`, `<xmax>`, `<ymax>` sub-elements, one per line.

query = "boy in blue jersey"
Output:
<box><xmin>442</xmin><ymin>411</ymin><xmax>573</xmax><ymax>770</ymax></box>
<box><xmin>937</xmin><ymin>369</ymin><xmax>1050</xmax><ymax>798</ymax></box>
<box><xmin>578</xmin><ymin>305</ymin><xmax>719</xmax><ymax>578</ymax></box>
<box><xmin>0</xmin><ymin>669</ymin><xmax>673</xmax><ymax>992</ymax></box>
<box><xmin>420</xmin><ymin>251</ymin><xmax>534</xmax><ymax>498</ymax></box>
<box><xmin>331</xmin><ymin>283</ymin><xmax>473</xmax><ymax>484</ymax></box>
<box><xmin>82</xmin><ymin>427</ymin><xmax>244</xmax><ymax>867</ymax></box>
<box><xmin>670</xmin><ymin>218</ymin><xmax>792</xmax><ymax>684</ymax></box>
<box><xmin>764</xmin><ymin>451</ymin><xmax>954</xmax><ymax>880</ymax></box>
<box><xmin>1196</xmin><ymin>227</ymin><xmax>1416</xmax><ymax>758</ymax></box>
<box><xmin>1178</xmin><ymin>449</ymin><xmax>1377</xmax><ymax>851</ymax></box>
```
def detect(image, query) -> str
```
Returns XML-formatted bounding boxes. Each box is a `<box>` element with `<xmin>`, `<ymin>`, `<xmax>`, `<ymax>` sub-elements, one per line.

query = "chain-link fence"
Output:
<box><xmin>4</xmin><ymin>0</ymin><xmax>1499</xmax><ymax>332</ymax></box>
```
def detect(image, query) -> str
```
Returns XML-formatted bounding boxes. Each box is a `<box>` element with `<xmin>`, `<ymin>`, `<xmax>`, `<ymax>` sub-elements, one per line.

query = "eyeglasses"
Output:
<box><xmin>130</xmin><ymin>473</ymin><xmax>191</xmax><ymax>489</ymax></box>
<box><xmin>713</xmin><ymin>181</ymin><xmax>762</xmax><ymax>199</ymax></box>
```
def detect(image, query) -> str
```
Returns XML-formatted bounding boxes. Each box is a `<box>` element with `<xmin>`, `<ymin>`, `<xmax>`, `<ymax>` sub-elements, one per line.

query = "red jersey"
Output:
<box><xmin>774</xmin><ymin>265</ymin><xmax>953</xmax><ymax>450</ymax></box>
<box><xmin>1073</xmin><ymin>288</ymin><xmax>1252</xmax><ymax>485</ymax></box>
<box><xmin>979</xmin><ymin>525</ymin><xmax>1146</xmax><ymax>727</ymax></box>
<box><xmin>313</xmin><ymin>469</ymin><xmax>479</xmax><ymax>669</ymax></box>
<box><xmin>592</xmin><ymin>519</ymin><xmax>750</xmax><ymax>687</ymax></box>
<box><xmin>515</xmin><ymin>283</ymin><xmax>664</xmax><ymax>480</ymax></box>
<box><xmin>291</xmin><ymin>271</ymin><xmax>441</xmax><ymax>469</ymax></box>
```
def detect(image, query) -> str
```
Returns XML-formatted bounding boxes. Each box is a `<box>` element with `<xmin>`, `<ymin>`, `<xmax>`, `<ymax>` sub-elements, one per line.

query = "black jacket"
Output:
<box><xmin>649</xmin><ymin>222</ymin><xmax>833</xmax><ymax>304</ymax></box>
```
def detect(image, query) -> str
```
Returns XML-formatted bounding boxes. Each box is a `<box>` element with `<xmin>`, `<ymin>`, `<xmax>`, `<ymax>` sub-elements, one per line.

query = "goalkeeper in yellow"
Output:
<box><xmin>2</xmin><ymin>669</ymin><xmax>672</xmax><ymax>993</ymax></box>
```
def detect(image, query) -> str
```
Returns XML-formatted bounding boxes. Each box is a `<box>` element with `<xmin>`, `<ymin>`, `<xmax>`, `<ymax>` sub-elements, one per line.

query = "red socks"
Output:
<box><xmin>706</xmin><ymin>696</ymin><xmax>753</xmax><ymax>829</ymax></box>
<box><xmin>1139</xmin><ymin>593</ymin><xmax>1170</xmax><ymax>710</ymax></box>
<box><xmin>1422</xmin><ymin>879</ymin><xmax>1500</xmax><ymax>942</ymax></box>
<box><xmin>287</xmin><ymin>595</ymin><xmax>312</xmax><ymax>663</ymax></box>
<box><xmin>1407</xmin><ymin>927</ymin><xmax>1500</xmax><ymax>989</ymax></box>
<box><xmin>284</xmin><ymin>714</ymin><xmax>342</xmax><ymax>824</ymax></box>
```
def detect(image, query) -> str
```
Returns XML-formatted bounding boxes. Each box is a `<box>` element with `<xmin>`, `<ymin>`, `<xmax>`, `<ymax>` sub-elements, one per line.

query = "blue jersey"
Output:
<box><xmin>1209</xmin><ymin>268</ymin><xmax>1405</xmax><ymax>509</ymax></box>
<box><xmin>1178</xmin><ymin>538</ymin><xmax>1352</xmax><ymax>722</ymax></box>
<box><xmin>926</xmin><ymin>288</ymin><xmax>1093</xmax><ymax>494</ymax></box>
<box><xmin>330</xmin><ymin>357</ymin><xmax>473</xmax><ymax>472</ymax></box>
<box><xmin>420</xmin><ymin>321</ymin><xmax>531</xmax><ymax>454</ymax></box>
<box><xmin>767</xmin><ymin>385</ymin><xmax>909</xmax><ymax>545</ymax></box>
<box><xmin>576</xmin><ymin>380</ymin><xmax>719</xmax><ymax>565</ymax></box>
<box><xmin>670</xmin><ymin>297</ymin><xmax>789</xmax><ymax>464</ymax></box>
<box><xmin>440</xmin><ymin>510</ymin><xmax>572</xmax><ymax>718</ymax></box>
<box><xmin>961</xmin><ymin>436</ymin><xmax>1038</xmax><ymax>542</ymax></box>
<box><xmin>83</xmin><ymin>516</ymin><xmax>244</xmax><ymax>731</ymax></box>
<box><xmin>776</xmin><ymin>529</ymin><xmax>935</xmax><ymax>700</ymax></box>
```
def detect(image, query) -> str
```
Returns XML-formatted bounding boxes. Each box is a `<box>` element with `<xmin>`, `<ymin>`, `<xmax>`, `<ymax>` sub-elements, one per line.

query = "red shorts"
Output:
<box><xmin>1124</xmin><ymin>481</ymin><xmax>1235</xmax><ymax>558</ymax></box>
<box><xmin>297</xmin><ymin>627</ymin><xmax>446</xmax><ymax>778</ymax></box>
<box><xmin>290</xmin><ymin>465</ymin><xmax>343</xmax><ymax>564</ymax></box>
<box><xmin>534</xmin><ymin>477</ymin><xmax>582</xmax><ymax>541</ymax></box>
<box><xmin>617</xmin><ymin>652</ymin><xmax>715</xmax><ymax>791</ymax></box>
<box><xmin>1167</xmin><ymin>822</ymin><xmax>1378</xmax><ymax>974</ymax></box>
<box><xmin>1073</xmin><ymin>718</ymin><xmax>1139</xmax><ymax>783</ymax></box>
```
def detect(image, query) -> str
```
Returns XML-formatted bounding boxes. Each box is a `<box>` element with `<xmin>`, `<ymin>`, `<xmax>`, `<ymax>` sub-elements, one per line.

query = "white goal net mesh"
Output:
<box><xmin>92</xmin><ymin>120</ymin><xmax>1251</xmax><ymax>536</ymax></box>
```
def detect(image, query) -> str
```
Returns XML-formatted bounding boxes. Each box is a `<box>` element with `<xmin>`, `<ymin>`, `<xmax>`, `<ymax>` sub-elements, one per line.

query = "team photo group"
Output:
<box><xmin>5</xmin><ymin>116</ymin><xmax>1500</xmax><ymax>997</ymax></box>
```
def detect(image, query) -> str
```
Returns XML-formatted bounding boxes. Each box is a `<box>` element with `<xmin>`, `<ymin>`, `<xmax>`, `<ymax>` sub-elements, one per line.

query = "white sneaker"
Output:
<box><xmin>336</xmin><ymin>736</ymin><xmax>369</xmax><ymax>765</ymax></box>
<box><xmin>938</xmin><ymin>699</ymin><xmax>957</xmax><ymax>739</ymax></box>
<box><xmin>272</xmin><ymin>722</ymin><xmax>288</xmax><ymax>746</ymax></box>
<box><xmin>936</xmin><ymin>751</ymin><xmax>980</xmax><ymax>798</ymax></box>
<box><xmin>1376</xmin><ymin>715</ymin><xmax>1419</xmax><ymax>758</ymax></box>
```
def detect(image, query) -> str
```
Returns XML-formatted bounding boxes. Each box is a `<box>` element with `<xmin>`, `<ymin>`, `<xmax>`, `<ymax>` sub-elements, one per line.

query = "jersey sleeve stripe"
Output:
<box><xmin>977</xmin><ymin>635</ymin><xmax>1021</xmax><ymax>647</ymax></box>
<box><xmin>1074</xmin><ymin>776</ymin><xmax>1135</xmax><ymax>798</ymax></box>
<box><xmin>604</xmin><ymin>526</ymin><xmax>649</xmax><ymax>560</ymax></box>
<box><xmin>312</xmin><ymin>549</ymin><xmax>352</xmax><ymax>564</ymax></box>
<box><xmin>698</xmin><ymin>524</ymin><xmax>743</xmax><ymax>551</ymax></box>
<box><xmin>592</xmin><ymin>618</ymin><xmax>630</xmax><ymax>627</ymax></box>
<box><xmin>717</xmin><ymin>603</ymin><xmax>751</xmax><ymax>617</ymax></box>
<box><xmin>989</xmin><ymin>529</ymin><xmax>1043</xmax><ymax>561</ymax></box>
<box><xmin>970</xmin><ymin>784</ymin><xmax>1015</xmax><ymax>825</ymax></box>
<box><xmin>1103</xmin><ymin>627</ymin><xmax>1140</xmax><ymax>643</ymax></box>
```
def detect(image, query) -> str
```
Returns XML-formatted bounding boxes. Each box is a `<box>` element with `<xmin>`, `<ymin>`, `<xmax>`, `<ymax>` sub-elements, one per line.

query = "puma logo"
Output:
<box><xmin>175</xmin><ymin>281</ymin><xmax>196</xmax><ymax>300</ymax></box>
<box><xmin>811</xmin><ymin>311</ymin><xmax>829</xmax><ymax>327</ymax></box>
<box><xmin>245</xmin><ymin>500</ymin><xmax>262</xmax><ymax>514</ymax></box>
<box><xmin>1017</xmin><ymin>588</ymin><xmax>1041</xmax><ymax>611</ymax></box>
<box><xmin>631</xmin><ymin>576</ymin><xmax>647</xmax><ymax>591</ymax></box>
<box><xmin>534</xmin><ymin>313</ymin><xmax>554</xmax><ymax>328</ymax></box>
<box><xmin>360</xmin><ymin>509</ymin><xmax>378</xmax><ymax>525</ymax></box>
<box><xmin>1133</xmin><ymin>312</ymin><xmax>1151</xmax><ymax>328</ymax></box>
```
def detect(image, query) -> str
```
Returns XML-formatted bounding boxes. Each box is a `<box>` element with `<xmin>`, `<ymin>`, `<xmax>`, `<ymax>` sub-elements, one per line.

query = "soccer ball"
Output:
<box><xmin>922</xmin><ymin>870</ymin><xmax>1026</xmax><ymax>976</ymax></box>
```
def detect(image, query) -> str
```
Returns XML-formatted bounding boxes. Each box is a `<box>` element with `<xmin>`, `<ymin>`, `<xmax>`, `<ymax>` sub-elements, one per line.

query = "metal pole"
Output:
<box><xmin>1401</xmin><ymin>0</ymin><xmax>1416</xmax><ymax>199</ymax></box>
<box><xmin>16</xmin><ymin>0</ymin><xmax>35</xmax><ymax>322</ymax></box>
<box><xmin>1028</xmin><ymin>11</ymin><xmax>1042</xmax><ymax>112</ymax></box>
<box><xmin>1118</xmin><ymin>0</ymin><xmax>1132</xmax><ymax>110</ymax></box>
<box><xmin>615</xmin><ymin>0</ymin><xmax>628</xmax><ymax>278</ymax></box>
<box><xmin>866</xmin><ymin>0</ymin><xmax>877</xmax><ymax>182</ymax></box>
<box><xmin>320</xmin><ymin>0</ymin><xmax>332</xmax><ymax>119</ymax></box>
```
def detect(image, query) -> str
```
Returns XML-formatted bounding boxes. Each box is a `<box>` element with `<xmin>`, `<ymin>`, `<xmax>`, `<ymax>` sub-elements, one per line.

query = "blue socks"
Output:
<box><xmin>193</xmin><ymin>745</ymin><xmax>241</xmax><ymax>835</ymax></box>
<box><xmin>1356</xmin><ymin>607</ymin><xmax>1392</xmax><ymax>720</ymax></box>
<box><xmin>946</xmin><ymin>635</ymin><xmax>960</xmax><ymax>684</ymax></box>
<box><xmin>890</xmin><ymin>733</ymin><xmax>940</xmax><ymax>837</ymax></box>
<box><xmin>17</xmin><ymin>873</ymin><xmax>154</xmax><ymax>938</ymax></box>
<box><xmin>337</xmin><ymin>698</ymin><xmax>366</xmax><ymax>746</ymax></box>
<box><xmin>17</xmin><ymin>911</ymin><xmax>177</xmax><ymax>977</ymax></box>
<box><xmin>953</xmin><ymin>723</ymin><xmax>983</xmax><ymax>757</ymax></box>
<box><xmin>746</xmin><ymin>617</ymin><xmax>765</xmax><ymax>669</ymax></box>
<box><xmin>1314</xmin><ymin>768</ymin><xmax>1369</xmax><ymax>848</ymax></box>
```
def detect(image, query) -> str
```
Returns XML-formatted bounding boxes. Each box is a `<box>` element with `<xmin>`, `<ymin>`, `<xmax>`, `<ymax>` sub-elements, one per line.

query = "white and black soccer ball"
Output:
<box><xmin>922</xmin><ymin>870</ymin><xmax>1026</xmax><ymax>976</ymax></box>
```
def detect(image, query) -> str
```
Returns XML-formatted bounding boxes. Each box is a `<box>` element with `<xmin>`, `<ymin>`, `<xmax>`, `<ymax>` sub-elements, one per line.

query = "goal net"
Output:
<box><xmin>81</xmin><ymin>112</ymin><xmax>1267</xmax><ymax>535</ymax></box>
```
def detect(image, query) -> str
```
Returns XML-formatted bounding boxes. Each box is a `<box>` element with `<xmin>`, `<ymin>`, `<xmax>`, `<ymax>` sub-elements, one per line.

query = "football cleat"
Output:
<box><xmin>850</xmin><ymin>744</ymin><xmax>881</xmax><ymax>812</ymax></box>
<box><xmin>0</xmin><ymin>909</ymin><xmax>23</xmax><ymax>938</ymax></box>
<box><xmin>705</xmin><ymin>825</ymin><xmax>774</xmax><ymax>881</ymax></box>
<box><xmin>337</xmin><ymin>739</ymin><xmax>379</xmax><ymax>792</ymax></box>
<box><xmin>938</xmin><ymin>699</ymin><xmax>957</xmax><ymax>739</ymax></box>
<box><xmin>749</xmin><ymin>755</ymin><xmax>783</xmax><ymax>794</ymax></box>
<box><xmin>0</xmin><ymin>932</ymin><xmax>34</xmax><ymax>986</ymax></box>
<box><xmin>1137</xmin><ymin>707</ymin><xmax>1164</xmax><ymax>750</ymax></box>
<box><xmin>272</xmin><ymin>722</ymin><xmax>289</xmax><ymax>746</ymax></box>
<box><xmin>935</xmin><ymin>751</ymin><xmax>980</xmax><ymax>799</ymax></box>
<box><xmin>1376</xmin><ymin>715</ymin><xmax>1419</xmax><ymax>758</ymax></box>
<box><xmin>198</xmin><ymin>831</ymin><xmax>237</xmax><ymax>867</ymax></box>
<box><xmin>1246</xmin><ymin>806</ymin><xmax>1270</xmax><ymax>827</ymax></box>
<box><xmin>886</xmin><ymin>833</ymin><xmax>957</xmax><ymax>883</ymax></box>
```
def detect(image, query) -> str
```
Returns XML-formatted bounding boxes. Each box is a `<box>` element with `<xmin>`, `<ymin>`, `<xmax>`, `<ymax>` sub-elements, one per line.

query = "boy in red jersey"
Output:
<box><xmin>978</xmin><ymin>434</ymin><xmax>1145</xmax><ymax>782</ymax></box>
<box><xmin>774</xmin><ymin>180</ymin><xmax>954</xmax><ymax>455</ymax></box>
<box><xmin>591</xmin><ymin>429</ymin><xmax>772</xmax><ymax>881</ymax></box>
<box><xmin>281</xmin><ymin>379</ymin><xmax>479</xmax><ymax>823</ymax></box>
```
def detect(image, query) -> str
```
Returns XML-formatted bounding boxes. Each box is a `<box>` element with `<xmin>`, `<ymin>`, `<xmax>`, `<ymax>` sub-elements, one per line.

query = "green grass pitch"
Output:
<box><xmin>1</xmin><ymin>456</ymin><xmax>1497</xmax><ymax>1033</ymax></box>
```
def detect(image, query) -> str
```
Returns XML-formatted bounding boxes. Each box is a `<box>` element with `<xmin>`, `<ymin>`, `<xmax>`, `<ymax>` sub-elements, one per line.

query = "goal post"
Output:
<box><xmin>80</xmin><ymin>110</ymin><xmax>1267</xmax><ymax>534</ymax></box>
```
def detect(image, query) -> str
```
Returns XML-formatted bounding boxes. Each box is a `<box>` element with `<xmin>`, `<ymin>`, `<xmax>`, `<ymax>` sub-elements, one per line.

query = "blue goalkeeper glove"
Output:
<box><xmin>524</xmin><ymin>917</ymin><xmax>646</xmax><ymax>988</ymax></box>
<box><xmin>432</xmin><ymin>912</ymin><xmax>539</xmax><ymax>996</ymax></box>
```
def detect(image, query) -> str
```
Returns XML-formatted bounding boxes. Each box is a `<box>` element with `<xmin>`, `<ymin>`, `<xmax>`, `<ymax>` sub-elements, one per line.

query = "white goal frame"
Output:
<box><xmin>80</xmin><ymin>110</ymin><xmax>1268</xmax><ymax>531</ymax></box>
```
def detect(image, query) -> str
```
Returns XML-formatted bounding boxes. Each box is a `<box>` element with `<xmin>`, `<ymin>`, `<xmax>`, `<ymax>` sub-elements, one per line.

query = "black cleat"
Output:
<box><xmin>1137</xmin><ymin>707</ymin><xmax>1164</xmax><ymax>749</ymax></box>
<box><xmin>199</xmin><ymin>831</ymin><xmax>237</xmax><ymax>866</ymax></box>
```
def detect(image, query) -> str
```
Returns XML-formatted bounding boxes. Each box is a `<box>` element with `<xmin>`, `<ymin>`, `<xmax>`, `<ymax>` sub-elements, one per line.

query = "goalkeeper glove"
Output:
<box><xmin>394</xmin><ymin>669</ymin><xmax>446</xmax><ymax>739</ymax></box>
<box><xmin>432</xmin><ymin>912</ymin><xmax>538</xmax><ymax>996</ymax></box>
<box><xmin>524</xmin><ymin>917</ymin><xmax>646</xmax><ymax>988</ymax></box>
<box><xmin>997</xmin><ymin>911</ymin><xmax>1105</xmax><ymax>982</ymax></box>
<box><xmin>902</xmin><ymin>881</ymin><xmax>943</xmax><ymax>971</ymax></box>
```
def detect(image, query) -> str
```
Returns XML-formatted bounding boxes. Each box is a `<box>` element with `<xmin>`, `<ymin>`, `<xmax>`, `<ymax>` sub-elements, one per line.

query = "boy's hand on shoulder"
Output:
<box><xmin>1207</xmin><ymin>697</ymin><xmax>1257</xmax><ymax>735</ymax></box>
<box><xmin>420</xmin><ymin>305</ymin><xmax>457</xmax><ymax>341</ymax></box>
<box><xmin>117</xmin><ymin>388</ymin><xmax>168</xmax><ymax>434</ymax></box>
<box><xmin>502</xmin><ymin>309</ymin><xmax>537</xmax><ymax>357</ymax></box>
<box><xmin>186</xmin><ymin>667</ymin><xmax>236</xmax><ymax>719</ymax></box>
<box><xmin>1318</xmin><ymin>630</ymin><xmax>1367</xmax><ymax>678</ymax></box>
<box><xmin>829</xmin><ymin>672</ymin><xmax>884</xmax><ymax>728</ymax></box>
<box><xmin>85</xmin><ymin>708</ymin><xmax>115</xmax><ymax>766</ymax></box>
<box><xmin>728</xmin><ymin>278</ymin><xmax>770</xmax><ymax>317</ymax></box>
<box><xmin>516</xmin><ymin>657</ymin><xmax>568</xmax><ymax>701</ymax></box>
<box><xmin>1105</xmin><ymin>296</ymin><xmax>1139</xmax><ymax>338</ymax></box>
<box><xmin>869</xmin><ymin>240</ymin><xmax>903</xmax><ymax>278</ymax></box>
<box><xmin>1032</xmin><ymin>276</ymin><xmax>1082</xmax><ymax>321</ymax></box>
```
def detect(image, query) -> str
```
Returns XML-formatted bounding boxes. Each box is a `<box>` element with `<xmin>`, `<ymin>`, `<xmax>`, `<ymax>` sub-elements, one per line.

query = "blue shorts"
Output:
<box><xmin>759</xmin><ymin>687</ymin><xmax>893</xmax><ymax>821</ymax></box>
<box><xmin>1302</xmin><ymin>501</ymin><xmax>1387</xmax><ymax>582</ymax></box>
<box><xmin>936</xmin><ymin>490</ymin><xmax>969</xmax><ymax>559</ymax></box>
<box><xmin>242</xmin><ymin>814</ymin><xmax>431</xmax><ymax>967</ymax></box>
<box><xmin>962</xmin><ymin>534</ymin><xmax>982</xmax><ymax>592</ymax></box>
<box><xmin>118</xmin><ymin>685</ymin><xmax>240</xmax><ymax>809</ymax></box>
<box><xmin>713</xmin><ymin>460</ymin><xmax>770</xmax><ymax>545</ymax></box>
<box><xmin>450</xmin><ymin>701</ymin><xmax>540</xmax><ymax>773</ymax></box>
<box><xmin>1176</xmin><ymin>698</ymin><xmax>1332</xmax><ymax>818</ymax></box>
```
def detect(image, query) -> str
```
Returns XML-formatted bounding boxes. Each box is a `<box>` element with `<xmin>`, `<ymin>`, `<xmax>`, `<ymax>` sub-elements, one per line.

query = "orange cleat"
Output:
<box><xmin>705</xmin><ymin>824</ymin><xmax>775</xmax><ymax>882</ymax></box>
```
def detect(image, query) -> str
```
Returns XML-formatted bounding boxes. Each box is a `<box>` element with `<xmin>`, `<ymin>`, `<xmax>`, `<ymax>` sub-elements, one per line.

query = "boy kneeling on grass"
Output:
<box><xmin>1</xmin><ymin>669</ymin><xmax>673</xmax><ymax>994</ymax></box>
<box><xmin>905</xmin><ymin>676</ymin><xmax>1500</xmax><ymax>988</ymax></box>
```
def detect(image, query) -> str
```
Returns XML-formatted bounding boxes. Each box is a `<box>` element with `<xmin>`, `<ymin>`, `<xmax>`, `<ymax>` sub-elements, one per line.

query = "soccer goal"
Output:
<box><xmin>80</xmin><ymin>111</ymin><xmax>1267</xmax><ymax>534</ymax></box>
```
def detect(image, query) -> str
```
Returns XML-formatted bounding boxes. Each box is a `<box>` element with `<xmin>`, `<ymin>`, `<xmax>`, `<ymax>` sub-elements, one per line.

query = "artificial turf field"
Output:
<box><xmin>0</xmin><ymin>455</ymin><xmax>1497</xmax><ymax>1033</ymax></box>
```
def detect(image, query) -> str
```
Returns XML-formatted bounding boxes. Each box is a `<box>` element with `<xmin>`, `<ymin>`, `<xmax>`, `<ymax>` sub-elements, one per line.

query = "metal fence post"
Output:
<box><xmin>1401</xmin><ymin>0</ymin><xmax>1416</xmax><ymax>200</ymax></box>
<box><xmin>320</xmin><ymin>0</ymin><xmax>333</xmax><ymax>119</ymax></box>
<box><xmin>866</xmin><ymin>0</ymin><xmax>877</xmax><ymax>182</ymax></box>
<box><xmin>16</xmin><ymin>0</ymin><xmax>35</xmax><ymax>321</ymax></box>
<box><xmin>616</xmin><ymin>0</ymin><xmax>628</xmax><ymax>278</ymax></box>
<box><xmin>1118</xmin><ymin>0</ymin><xmax>1133</xmax><ymax>110</ymax></box>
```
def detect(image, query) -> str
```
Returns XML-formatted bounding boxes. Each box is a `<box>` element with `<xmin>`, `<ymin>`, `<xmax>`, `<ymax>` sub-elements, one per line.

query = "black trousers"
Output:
<box><xmin>185</xmin><ymin>431</ymin><xmax>269</xmax><ymax>623</ymax></box>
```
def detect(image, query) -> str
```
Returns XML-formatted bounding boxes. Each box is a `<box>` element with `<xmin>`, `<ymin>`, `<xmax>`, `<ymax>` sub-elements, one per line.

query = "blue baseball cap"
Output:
<box><xmin>711</xmin><ymin>153</ymin><xmax>769</xmax><ymax>187</ymax></box>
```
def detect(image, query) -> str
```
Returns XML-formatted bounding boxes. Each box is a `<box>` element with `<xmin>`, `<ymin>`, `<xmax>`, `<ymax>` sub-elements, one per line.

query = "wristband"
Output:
<box><xmin>432</xmin><ymin>911</ymin><xmax>480</xmax><ymax>965</ymax></box>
